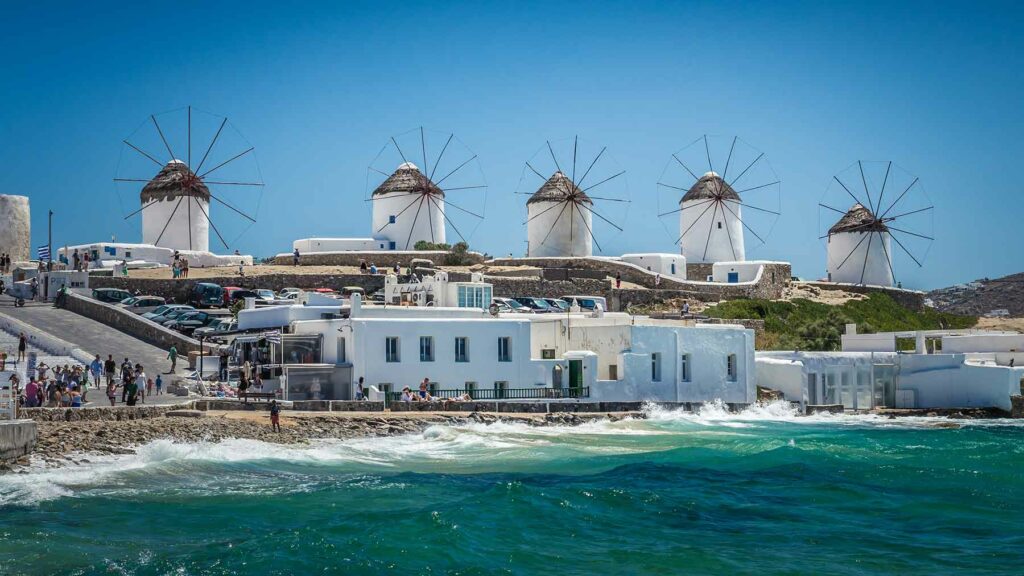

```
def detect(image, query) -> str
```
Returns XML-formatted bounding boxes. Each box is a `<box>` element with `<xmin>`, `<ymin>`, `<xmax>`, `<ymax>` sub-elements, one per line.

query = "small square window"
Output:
<box><xmin>389</xmin><ymin>215</ymin><xmax>397</xmax><ymax>224</ymax></box>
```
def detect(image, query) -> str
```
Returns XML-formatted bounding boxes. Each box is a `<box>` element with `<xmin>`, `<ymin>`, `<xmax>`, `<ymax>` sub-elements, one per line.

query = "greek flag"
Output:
<box><xmin>261</xmin><ymin>330</ymin><xmax>282</xmax><ymax>344</ymax></box>
<box><xmin>37</xmin><ymin>245</ymin><xmax>50</xmax><ymax>260</ymax></box>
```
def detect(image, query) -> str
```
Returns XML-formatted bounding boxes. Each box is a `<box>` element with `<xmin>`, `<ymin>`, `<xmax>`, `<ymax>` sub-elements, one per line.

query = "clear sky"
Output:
<box><xmin>2</xmin><ymin>1</ymin><xmax>1021</xmax><ymax>290</ymax></box>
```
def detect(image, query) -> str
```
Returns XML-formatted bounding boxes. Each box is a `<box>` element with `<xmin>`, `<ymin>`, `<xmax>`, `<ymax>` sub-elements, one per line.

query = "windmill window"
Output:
<box><xmin>389</xmin><ymin>215</ymin><xmax>397</xmax><ymax>224</ymax></box>
<box><xmin>717</xmin><ymin>222</ymin><xmax>722</xmax><ymax>229</ymax></box>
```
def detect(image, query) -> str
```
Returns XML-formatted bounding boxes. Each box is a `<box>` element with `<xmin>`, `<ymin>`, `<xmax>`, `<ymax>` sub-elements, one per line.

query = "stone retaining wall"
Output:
<box><xmin>797</xmin><ymin>281</ymin><xmax>925</xmax><ymax>310</ymax></box>
<box><xmin>0</xmin><ymin>420</ymin><xmax>37</xmax><ymax>463</ymax></box>
<box><xmin>63</xmin><ymin>292</ymin><xmax>204</xmax><ymax>355</ymax></box>
<box><xmin>18</xmin><ymin>404</ymin><xmax>188</xmax><ymax>422</ymax></box>
<box><xmin>270</xmin><ymin>250</ymin><xmax>485</xmax><ymax>267</ymax></box>
<box><xmin>1012</xmin><ymin>395</ymin><xmax>1023</xmax><ymax>419</ymax></box>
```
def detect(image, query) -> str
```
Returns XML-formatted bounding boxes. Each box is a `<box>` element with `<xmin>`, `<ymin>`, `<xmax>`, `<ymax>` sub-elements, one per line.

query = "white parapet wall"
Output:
<box><xmin>293</xmin><ymin>238</ymin><xmax>391</xmax><ymax>253</ymax></box>
<box><xmin>58</xmin><ymin>243</ymin><xmax>252</xmax><ymax>269</ymax></box>
<box><xmin>620</xmin><ymin>253</ymin><xmax>686</xmax><ymax>280</ymax></box>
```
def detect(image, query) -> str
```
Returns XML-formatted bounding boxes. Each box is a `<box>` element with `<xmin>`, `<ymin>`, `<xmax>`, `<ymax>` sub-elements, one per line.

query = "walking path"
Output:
<box><xmin>0</xmin><ymin>297</ymin><xmax>187</xmax><ymax>406</ymax></box>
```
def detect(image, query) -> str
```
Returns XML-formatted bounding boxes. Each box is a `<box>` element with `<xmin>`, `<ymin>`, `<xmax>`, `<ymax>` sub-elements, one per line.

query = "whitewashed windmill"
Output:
<box><xmin>819</xmin><ymin>161</ymin><xmax>933</xmax><ymax>287</ymax></box>
<box><xmin>116</xmin><ymin>106</ymin><xmax>264</xmax><ymax>252</ymax></box>
<box><xmin>657</xmin><ymin>136</ymin><xmax>781</xmax><ymax>263</ymax></box>
<box><xmin>519</xmin><ymin>137</ymin><xmax>629</xmax><ymax>257</ymax></box>
<box><xmin>368</xmin><ymin>128</ymin><xmax>487</xmax><ymax>250</ymax></box>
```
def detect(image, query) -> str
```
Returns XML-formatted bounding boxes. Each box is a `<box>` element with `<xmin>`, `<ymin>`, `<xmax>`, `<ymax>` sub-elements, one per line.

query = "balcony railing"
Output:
<box><xmin>387</xmin><ymin>386</ymin><xmax>589</xmax><ymax>405</ymax></box>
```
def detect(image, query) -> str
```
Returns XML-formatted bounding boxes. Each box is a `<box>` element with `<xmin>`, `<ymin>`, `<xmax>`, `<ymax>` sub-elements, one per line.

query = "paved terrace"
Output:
<box><xmin>0</xmin><ymin>296</ymin><xmax>188</xmax><ymax>406</ymax></box>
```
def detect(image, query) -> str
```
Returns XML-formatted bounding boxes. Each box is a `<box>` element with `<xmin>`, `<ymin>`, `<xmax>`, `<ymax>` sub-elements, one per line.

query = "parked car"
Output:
<box><xmin>341</xmin><ymin>286</ymin><xmax>365</xmax><ymax>298</ymax></box>
<box><xmin>189</xmin><ymin>283</ymin><xmax>224</xmax><ymax>308</ymax></box>
<box><xmin>93</xmin><ymin>288</ymin><xmax>132</xmax><ymax>303</ymax></box>
<box><xmin>543</xmin><ymin>298</ymin><xmax>570</xmax><ymax>312</ymax></box>
<box><xmin>194</xmin><ymin>318</ymin><xmax>237</xmax><ymax>338</ymax></box>
<box><xmin>512</xmin><ymin>297</ymin><xmax>555</xmax><ymax>313</ymax></box>
<box><xmin>279</xmin><ymin>287</ymin><xmax>302</xmax><ymax>298</ymax></box>
<box><xmin>157</xmin><ymin>307</ymin><xmax>198</xmax><ymax>326</ymax></box>
<box><xmin>225</xmin><ymin>289</ymin><xmax>261</xmax><ymax>306</ymax></box>
<box><xmin>143</xmin><ymin>304</ymin><xmax>191</xmax><ymax>321</ymax></box>
<box><xmin>492</xmin><ymin>297</ymin><xmax>533</xmax><ymax>314</ymax></box>
<box><xmin>119</xmin><ymin>295</ymin><xmax>166</xmax><ymax>309</ymax></box>
<box><xmin>166</xmin><ymin>311</ymin><xmax>229</xmax><ymax>335</ymax></box>
<box><xmin>254</xmin><ymin>289</ymin><xmax>276</xmax><ymax>302</ymax></box>
<box><xmin>562</xmin><ymin>295</ymin><xmax>608</xmax><ymax>311</ymax></box>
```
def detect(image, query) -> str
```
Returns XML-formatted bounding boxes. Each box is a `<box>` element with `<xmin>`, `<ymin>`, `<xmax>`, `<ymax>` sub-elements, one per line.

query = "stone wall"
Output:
<box><xmin>0</xmin><ymin>420</ymin><xmax>37</xmax><ymax>463</ymax></box>
<box><xmin>270</xmin><ymin>250</ymin><xmax>485</xmax><ymax>267</ymax></box>
<box><xmin>798</xmin><ymin>281</ymin><xmax>926</xmax><ymax>310</ymax></box>
<box><xmin>488</xmin><ymin>257</ymin><xmax>791</xmax><ymax>304</ymax></box>
<box><xmin>63</xmin><ymin>292</ymin><xmax>204</xmax><ymax>355</ymax></box>
<box><xmin>686</xmin><ymin>263</ymin><xmax>714</xmax><ymax>281</ymax></box>
<box><xmin>18</xmin><ymin>404</ymin><xmax>188</xmax><ymax>422</ymax></box>
<box><xmin>91</xmin><ymin>274</ymin><xmax>387</xmax><ymax>303</ymax></box>
<box><xmin>488</xmin><ymin>277</ymin><xmax>608</xmax><ymax>299</ymax></box>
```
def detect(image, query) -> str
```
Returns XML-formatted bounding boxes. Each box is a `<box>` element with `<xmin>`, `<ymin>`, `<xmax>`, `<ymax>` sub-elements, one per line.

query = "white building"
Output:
<box><xmin>621</xmin><ymin>253</ymin><xmax>686</xmax><ymax>281</ymax></box>
<box><xmin>679</xmin><ymin>172</ymin><xmax>745</xmax><ymax>264</ymax></box>
<box><xmin>526</xmin><ymin>172</ymin><xmax>592</xmax><ymax>257</ymax></box>
<box><xmin>826</xmin><ymin>203</ymin><xmax>894</xmax><ymax>287</ymax></box>
<box><xmin>757</xmin><ymin>325</ymin><xmax>1024</xmax><ymax>411</ymax></box>
<box><xmin>383</xmin><ymin>271</ymin><xmax>492</xmax><ymax>308</ymax></box>
<box><xmin>236</xmin><ymin>276</ymin><xmax>756</xmax><ymax>404</ymax></box>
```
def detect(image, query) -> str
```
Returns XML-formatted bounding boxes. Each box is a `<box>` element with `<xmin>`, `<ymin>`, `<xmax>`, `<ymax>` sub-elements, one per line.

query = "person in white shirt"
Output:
<box><xmin>135</xmin><ymin>368</ymin><xmax>147</xmax><ymax>404</ymax></box>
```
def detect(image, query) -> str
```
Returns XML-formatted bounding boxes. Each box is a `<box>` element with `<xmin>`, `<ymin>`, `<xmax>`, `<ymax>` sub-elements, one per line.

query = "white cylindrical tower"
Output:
<box><xmin>826</xmin><ymin>203</ymin><xmax>894</xmax><ymax>286</ymax></box>
<box><xmin>371</xmin><ymin>162</ymin><xmax>446</xmax><ymax>249</ymax></box>
<box><xmin>0</xmin><ymin>194</ymin><xmax>31</xmax><ymax>261</ymax></box>
<box><xmin>526</xmin><ymin>172</ymin><xmax>593</xmax><ymax>257</ymax></box>
<box><xmin>140</xmin><ymin>160</ymin><xmax>210</xmax><ymax>252</ymax></box>
<box><xmin>679</xmin><ymin>172</ymin><xmax>745</xmax><ymax>263</ymax></box>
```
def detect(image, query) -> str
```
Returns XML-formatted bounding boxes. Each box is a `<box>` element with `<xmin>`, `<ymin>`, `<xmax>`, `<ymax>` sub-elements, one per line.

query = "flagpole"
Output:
<box><xmin>47</xmin><ymin>210</ymin><xmax>53</xmax><ymax>272</ymax></box>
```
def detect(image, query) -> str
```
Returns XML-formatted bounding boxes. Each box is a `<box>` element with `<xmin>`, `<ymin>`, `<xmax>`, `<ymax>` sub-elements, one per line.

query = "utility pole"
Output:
<box><xmin>47</xmin><ymin>210</ymin><xmax>53</xmax><ymax>271</ymax></box>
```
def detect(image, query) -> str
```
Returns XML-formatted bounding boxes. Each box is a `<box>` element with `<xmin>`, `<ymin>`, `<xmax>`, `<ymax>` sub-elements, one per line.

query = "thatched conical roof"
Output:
<box><xmin>527</xmin><ymin>171</ymin><xmax>592</xmax><ymax>205</ymax></box>
<box><xmin>680</xmin><ymin>171</ymin><xmax>739</xmax><ymax>204</ymax></box>
<box><xmin>140</xmin><ymin>160</ymin><xmax>210</xmax><ymax>203</ymax></box>
<box><xmin>371</xmin><ymin>162</ymin><xmax>444</xmax><ymax>198</ymax></box>
<box><xmin>829</xmin><ymin>203</ymin><xmax>889</xmax><ymax>234</ymax></box>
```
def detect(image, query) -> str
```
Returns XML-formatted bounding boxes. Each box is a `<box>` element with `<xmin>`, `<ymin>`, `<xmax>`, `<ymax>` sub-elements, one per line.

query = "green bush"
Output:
<box><xmin>705</xmin><ymin>293</ymin><xmax>976</xmax><ymax>351</ymax></box>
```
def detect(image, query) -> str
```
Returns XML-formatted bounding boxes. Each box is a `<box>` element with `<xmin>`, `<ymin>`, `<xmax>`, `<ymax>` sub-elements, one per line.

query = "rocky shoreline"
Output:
<box><xmin>8</xmin><ymin>410</ymin><xmax>636</xmax><ymax>471</ymax></box>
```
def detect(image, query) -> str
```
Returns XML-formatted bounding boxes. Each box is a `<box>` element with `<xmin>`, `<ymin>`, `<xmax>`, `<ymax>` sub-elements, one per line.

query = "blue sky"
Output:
<box><xmin>2</xmin><ymin>1</ymin><xmax>1021</xmax><ymax>289</ymax></box>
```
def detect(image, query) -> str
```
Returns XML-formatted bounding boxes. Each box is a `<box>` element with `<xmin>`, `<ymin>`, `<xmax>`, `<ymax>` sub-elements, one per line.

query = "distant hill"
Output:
<box><xmin>928</xmin><ymin>272</ymin><xmax>1024</xmax><ymax>317</ymax></box>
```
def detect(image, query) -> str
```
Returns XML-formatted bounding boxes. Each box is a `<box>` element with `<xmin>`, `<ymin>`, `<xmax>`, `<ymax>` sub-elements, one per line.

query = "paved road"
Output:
<box><xmin>0</xmin><ymin>297</ymin><xmax>189</xmax><ymax>405</ymax></box>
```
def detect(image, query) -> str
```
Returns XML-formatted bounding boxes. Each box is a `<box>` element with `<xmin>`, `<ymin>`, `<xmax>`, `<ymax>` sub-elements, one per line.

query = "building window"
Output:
<box><xmin>385</xmin><ymin>337</ymin><xmax>400</xmax><ymax>363</ymax></box>
<box><xmin>494</xmin><ymin>381</ymin><xmax>508</xmax><ymax>399</ymax></box>
<box><xmin>389</xmin><ymin>215</ymin><xmax>396</xmax><ymax>224</ymax></box>
<box><xmin>457</xmin><ymin>285</ymin><xmax>493</xmax><ymax>309</ymax></box>
<box><xmin>651</xmin><ymin>352</ymin><xmax>662</xmax><ymax>382</ymax></box>
<box><xmin>455</xmin><ymin>337</ymin><xmax>469</xmax><ymax>362</ymax></box>
<box><xmin>609</xmin><ymin>364</ymin><xmax>618</xmax><ymax>380</ymax></box>
<box><xmin>541</xmin><ymin>349</ymin><xmax>556</xmax><ymax>360</ymax></box>
<box><xmin>419</xmin><ymin>336</ymin><xmax>434</xmax><ymax>362</ymax></box>
<box><xmin>727</xmin><ymin>353</ymin><xmax>737</xmax><ymax>382</ymax></box>
<box><xmin>680</xmin><ymin>354</ymin><xmax>691</xmax><ymax>382</ymax></box>
<box><xmin>498</xmin><ymin>337</ymin><xmax>511</xmax><ymax>362</ymax></box>
<box><xmin>337</xmin><ymin>337</ymin><xmax>346</xmax><ymax>364</ymax></box>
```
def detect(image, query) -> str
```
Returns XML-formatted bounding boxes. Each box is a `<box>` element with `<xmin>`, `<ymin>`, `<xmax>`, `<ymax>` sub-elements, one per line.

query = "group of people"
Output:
<box><xmin>17</xmin><ymin>362</ymin><xmax>91</xmax><ymax>408</ymax></box>
<box><xmin>399</xmin><ymin>378</ymin><xmax>472</xmax><ymax>404</ymax></box>
<box><xmin>171</xmin><ymin>252</ymin><xmax>191</xmax><ymax>278</ymax></box>
<box><xmin>69</xmin><ymin>249</ymin><xmax>92</xmax><ymax>271</ymax></box>
<box><xmin>97</xmin><ymin>354</ymin><xmax>163</xmax><ymax>407</ymax></box>
<box><xmin>0</xmin><ymin>253</ymin><xmax>15</xmax><ymax>273</ymax></box>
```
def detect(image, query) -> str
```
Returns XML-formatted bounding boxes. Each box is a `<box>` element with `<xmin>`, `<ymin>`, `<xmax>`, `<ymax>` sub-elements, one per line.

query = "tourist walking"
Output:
<box><xmin>106</xmin><ymin>379</ymin><xmax>117</xmax><ymax>407</ymax></box>
<box><xmin>90</xmin><ymin>355</ymin><xmax>103</xmax><ymax>388</ymax></box>
<box><xmin>356</xmin><ymin>377</ymin><xmax>365</xmax><ymax>401</ymax></box>
<box><xmin>615</xmin><ymin>272</ymin><xmax>621</xmax><ymax>289</ymax></box>
<box><xmin>17</xmin><ymin>332</ymin><xmax>26</xmax><ymax>362</ymax></box>
<box><xmin>135</xmin><ymin>367</ymin><xmax>147</xmax><ymax>404</ymax></box>
<box><xmin>124</xmin><ymin>376</ymin><xmax>139</xmax><ymax>406</ymax></box>
<box><xmin>655</xmin><ymin>273</ymin><xmax>661</xmax><ymax>287</ymax></box>
<box><xmin>269</xmin><ymin>400</ymin><xmax>281</xmax><ymax>432</ymax></box>
<box><xmin>167</xmin><ymin>345</ymin><xmax>178</xmax><ymax>373</ymax></box>
<box><xmin>104</xmin><ymin>355</ymin><xmax>116</xmax><ymax>386</ymax></box>
<box><xmin>155</xmin><ymin>374</ymin><xmax>163</xmax><ymax>395</ymax></box>
<box><xmin>293</xmin><ymin>248</ymin><xmax>300</xmax><ymax>266</ymax></box>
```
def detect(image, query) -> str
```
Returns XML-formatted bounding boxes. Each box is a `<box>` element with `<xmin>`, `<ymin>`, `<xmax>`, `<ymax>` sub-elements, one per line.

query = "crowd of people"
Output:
<box><xmin>98</xmin><ymin>354</ymin><xmax>163</xmax><ymax>407</ymax></box>
<box><xmin>171</xmin><ymin>252</ymin><xmax>191</xmax><ymax>278</ymax></box>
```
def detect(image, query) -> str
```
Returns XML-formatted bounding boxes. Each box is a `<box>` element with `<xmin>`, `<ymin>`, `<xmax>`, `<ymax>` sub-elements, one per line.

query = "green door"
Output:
<box><xmin>569</xmin><ymin>360</ymin><xmax>583</xmax><ymax>397</ymax></box>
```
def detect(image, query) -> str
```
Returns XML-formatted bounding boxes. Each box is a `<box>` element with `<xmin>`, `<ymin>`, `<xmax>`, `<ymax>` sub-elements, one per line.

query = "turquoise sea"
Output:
<box><xmin>1</xmin><ymin>403</ymin><xmax>1023</xmax><ymax>575</ymax></box>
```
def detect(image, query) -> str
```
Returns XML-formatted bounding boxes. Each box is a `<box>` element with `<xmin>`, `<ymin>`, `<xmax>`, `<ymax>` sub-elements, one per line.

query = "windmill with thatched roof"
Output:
<box><xmin>519</xmin><ymin>137</ymin><xmax>629</xmax><ymax>257</ymax></box>
<box><xmin>657</xmin><ymin>136</ymin><xmax>781</xmax><ymax>264</ymax></box>
<box><xmin>368</xmin><ymin>128</ymin><xmax>487</xmax><ymax>251</ymax></box>
<box><xmin>820</xmin><ymin>161</ymin><xmax>934</xmax><ymax>287</ymax></box>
